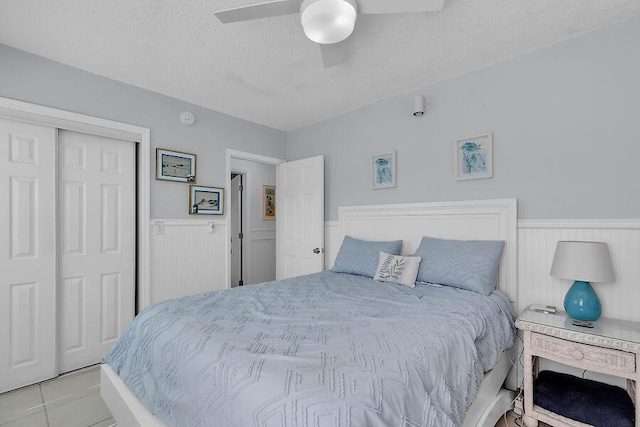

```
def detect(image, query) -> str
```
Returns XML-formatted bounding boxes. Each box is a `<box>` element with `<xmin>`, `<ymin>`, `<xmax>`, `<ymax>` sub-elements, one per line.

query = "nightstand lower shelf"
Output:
<box><xmin>526</xmin><ymin>370</ymin><xmax>635</xmax><ymax>427</ymax></box>
<box><xmin>526</xmin><ymin>405</ymin><xmax>593</xmax><ymax>427</ymax></box>
<box><xmin>516</xmin><ymin>308</ymin><xmax>640</xmax><ymax>427</ymax></box>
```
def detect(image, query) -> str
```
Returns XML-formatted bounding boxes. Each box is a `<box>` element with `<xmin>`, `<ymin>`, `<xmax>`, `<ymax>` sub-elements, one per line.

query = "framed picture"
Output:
<box><xmin>189</xmin><ymin>185</ymin><xmax>224</xmax><ymax>215</ymax></box>
<box><xmin>156</xmin><ymin>148</ymin><xmax>196</xmax><ymax>183</ymax></box>
<box><xmin>455</xmin><ymin>133</ymin><xmax>493</xmax><ymax>181</ymax></box>
<box><xmin>262</xmin><ymin>185</ymin><xmax>276</xmax><ymax>220</ymax></box>
<box><xmin>372</xmin><ymin>151</ymin><xmax>396</xmax><ymax>189</ymax></box>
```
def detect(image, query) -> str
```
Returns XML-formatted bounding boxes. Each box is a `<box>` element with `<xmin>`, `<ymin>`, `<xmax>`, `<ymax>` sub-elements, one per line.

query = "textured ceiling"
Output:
<box><xmin>0</xmin><ymin>0</ymin><xmax>638</xmax><ymax>131</ymax></box>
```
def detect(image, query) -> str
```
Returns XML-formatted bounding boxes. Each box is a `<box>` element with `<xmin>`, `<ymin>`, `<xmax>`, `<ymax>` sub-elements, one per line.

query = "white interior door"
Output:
<box><xmin>58</xmin><ymin>130</ymin><xmax>135</xmax><ymax>373</ymax></box>
<box><xmin>0</xmin><ymin>118</ymin><xmax>57</xmax><ymax>393</ymax></box>
<box><xmin>276</xmin><ymin>156</ymin><xmax>324</xmax><ymax>280</ymax></box>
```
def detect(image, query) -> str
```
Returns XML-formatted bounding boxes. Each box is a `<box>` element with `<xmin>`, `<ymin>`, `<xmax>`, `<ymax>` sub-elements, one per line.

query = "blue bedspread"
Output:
<box><xmin>104</xmin><ymin>271</ymin><xmax>515</xmax><ymax>427</ymax></box>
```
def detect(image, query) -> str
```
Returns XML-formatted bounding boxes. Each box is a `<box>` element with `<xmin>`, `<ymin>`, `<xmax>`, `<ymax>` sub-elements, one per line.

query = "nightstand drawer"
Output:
<box><xmin>531</xmin><ymin>332</ymin><xmax>636</xmax><ymax>373</ymax></box>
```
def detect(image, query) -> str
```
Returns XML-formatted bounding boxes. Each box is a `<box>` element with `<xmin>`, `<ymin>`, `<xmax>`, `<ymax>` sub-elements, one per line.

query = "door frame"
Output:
<box><xmin>0</xmin><ymin>96</ymin><xmax>151</xmax><ymax>311</ymax></box>
<box><xmin>229</xmin><ymin>170</ymin><xmax>248</xmax><ymax>287</ymax></box>
<box><xmin>225</xmin><ymin>149</ymin><xmax>284</xmax><ymax>288</ymax></box>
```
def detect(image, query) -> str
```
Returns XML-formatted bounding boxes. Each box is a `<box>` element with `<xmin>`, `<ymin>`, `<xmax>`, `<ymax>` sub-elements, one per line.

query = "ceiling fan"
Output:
<box><xmin>214</xmin><ymin>0</ymin><xmax>446</xmax><ymax>67</ymax></box>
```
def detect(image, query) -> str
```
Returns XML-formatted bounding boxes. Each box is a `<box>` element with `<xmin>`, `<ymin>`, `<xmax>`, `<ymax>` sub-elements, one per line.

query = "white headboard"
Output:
<box><xmin>338</xmin><ymin>199</ymin><xmax>518</xmax><ymax>309</ymax></box>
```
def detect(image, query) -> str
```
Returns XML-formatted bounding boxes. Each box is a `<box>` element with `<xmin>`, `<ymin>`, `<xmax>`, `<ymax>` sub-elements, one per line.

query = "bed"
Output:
<box><xmin>101</xmin><ymin>199</ymin><xmax>518</xmax><ymax>427</ymax></box>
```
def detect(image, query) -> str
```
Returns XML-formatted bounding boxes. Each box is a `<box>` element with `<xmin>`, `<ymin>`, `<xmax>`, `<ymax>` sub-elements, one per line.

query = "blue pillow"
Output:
<box><xmin>412</xmin><ymin>236</ymin><xmax>504</xmax><ymax>295</ymax></box>
<box><xmin>332</xmin><ymin>236</ymin><xmax>402</xmax><ymax>278</ymax></box>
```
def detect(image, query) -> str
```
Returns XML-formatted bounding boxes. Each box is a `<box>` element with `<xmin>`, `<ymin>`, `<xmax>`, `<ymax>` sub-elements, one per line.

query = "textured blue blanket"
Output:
<box><xmin>104</xmin><ymin>271</ymin><xmax>515</xmax><ymax>427</ymax></box>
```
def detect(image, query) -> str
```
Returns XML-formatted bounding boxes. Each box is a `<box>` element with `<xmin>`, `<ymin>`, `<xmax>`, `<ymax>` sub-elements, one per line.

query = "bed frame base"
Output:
<box><xmin>461</xmin><ymin>351</ymin><xmax>516</xmax><ymax>427</ymax></box>
<box><xmin>101</xmin><ymin>364</ymin><xmax>167</xmax><ymax>427</ymax></box>
<box><xmin>101</xmin><ymin>351</ymin><xmax>514</xmax><ymax>427</ymax></box>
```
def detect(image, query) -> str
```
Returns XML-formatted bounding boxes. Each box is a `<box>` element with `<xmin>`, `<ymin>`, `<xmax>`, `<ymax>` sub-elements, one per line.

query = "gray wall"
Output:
<box><xmin>0</xmin><ymin>44</ymin><xmax>287</xmax><ymax>219</ymax></box>
<box><xmin>287</xmin><ymin>17</ymin><xmax>640</xmax><ymax>221</ymax></box>
<box><xmin>3</xmin><ymin>15</ymin><xmax>639</xmax><ymax>223</ymax></box>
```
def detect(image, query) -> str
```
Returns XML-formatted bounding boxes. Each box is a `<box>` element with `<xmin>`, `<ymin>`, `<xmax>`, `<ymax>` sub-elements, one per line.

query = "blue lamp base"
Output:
<box><xmin>564</xmin><ymin>280</ymin><xmax>601</xmax><ymax>321</ymax></box>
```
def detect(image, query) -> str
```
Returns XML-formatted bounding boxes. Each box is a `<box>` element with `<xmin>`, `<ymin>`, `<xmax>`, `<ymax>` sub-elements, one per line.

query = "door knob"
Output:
<box><xmin>312</xmin><ymin>248</ymin><xmax>324</xmax><ymax>254</ymax></box>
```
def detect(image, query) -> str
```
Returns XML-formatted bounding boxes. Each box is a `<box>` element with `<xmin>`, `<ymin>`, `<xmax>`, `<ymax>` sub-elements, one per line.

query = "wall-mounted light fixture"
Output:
<box><xmin>413</xmin><ymin>95</ymin><xmax>430</xmax><ymax>117</ymax></box>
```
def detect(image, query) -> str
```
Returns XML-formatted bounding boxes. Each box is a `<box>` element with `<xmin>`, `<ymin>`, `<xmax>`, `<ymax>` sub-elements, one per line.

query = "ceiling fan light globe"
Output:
<box><xmin>301</xmin><ymin>0</ymin><xmax>357</xmax><ymax>44</ymax></box>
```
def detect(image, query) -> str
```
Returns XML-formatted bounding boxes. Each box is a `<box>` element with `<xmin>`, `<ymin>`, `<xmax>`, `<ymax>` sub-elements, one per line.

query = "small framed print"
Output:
<box><xmin>372</xmin><ymin>151</ymin><xmax>396</xmax><ymax>189</ymax></box>
<box><xmin>262</xmin><ymin>185</ymin><xmax>276</xmax><ymax>220</ymax></box>
<box><xmin>455</xmin><ymin>133</ymin><xmax>493</xmax><ymax>181</ymax></box>
<box><xmin>156</xmin><ymin>148</ymin><xmax>196</xmax><ymax>183</ymax></box>
<box><xmin>189</xmin><ymin>185</ymin><xmax>224</xmax><ymax>215</ymax></box>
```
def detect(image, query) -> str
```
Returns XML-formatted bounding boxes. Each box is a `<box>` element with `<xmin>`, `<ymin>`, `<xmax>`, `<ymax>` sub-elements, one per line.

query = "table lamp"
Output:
<box><xmin>550</xmin><ymin>241</ymin><xmax>615</xmax><ymax>321</ymax></box>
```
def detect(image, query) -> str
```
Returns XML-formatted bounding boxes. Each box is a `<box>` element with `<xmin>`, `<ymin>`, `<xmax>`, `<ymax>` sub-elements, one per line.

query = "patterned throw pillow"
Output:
<box><xmin>373</xmin><ymin>251</ymin><xmax>422</xmax><ymax>288</ymax></box>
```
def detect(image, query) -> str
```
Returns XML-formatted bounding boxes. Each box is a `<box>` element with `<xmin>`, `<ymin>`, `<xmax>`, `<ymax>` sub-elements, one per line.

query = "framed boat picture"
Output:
<box><xmin>189</xmin><ymin>185</ymin><xmax>224</xmax><ymax>215</ymax></box>
<box><xmin>156</xmin><ymin>148</ymin><xmax>196</xmax><ymax>183</ymax></box>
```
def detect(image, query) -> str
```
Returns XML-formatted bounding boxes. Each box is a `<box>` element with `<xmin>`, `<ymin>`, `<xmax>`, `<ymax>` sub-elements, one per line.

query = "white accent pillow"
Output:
<box><xmin>373</xmin><ymin>251</ymin><xmax>422</xmax><ymax>288</ymax></box>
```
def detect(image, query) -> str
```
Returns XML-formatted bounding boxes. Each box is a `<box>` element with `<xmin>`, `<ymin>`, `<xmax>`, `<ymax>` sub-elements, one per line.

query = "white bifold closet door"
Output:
<box><xmin>0</xmin><ymin>119</ymin><xmax>57</xmax><ymax>393</ymax></box>
<box><xmin>0</xmin><ymin>119</ymin><xmax>135</xmax><ymax>393</ymax></box>
<box><xmin>58</xmin><ymin>130</ymin><xmax>135</xmax><ymax>373</ymax></box>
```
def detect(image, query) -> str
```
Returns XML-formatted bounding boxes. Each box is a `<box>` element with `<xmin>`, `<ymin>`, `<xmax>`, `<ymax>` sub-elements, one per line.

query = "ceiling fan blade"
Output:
<box><xmin>358</xmin><ymin>0</ymin><xmax>445</xmax><ymax>14</ymax></box>
<box><xmin>215</xmin><ymin>0</ymin><xmax>300</xmax><ymax>23</ymax></box>
<box><xmin>320</xmin><ymin>42</ymin><xmax>351</xmax><ymax>68</ymax></box>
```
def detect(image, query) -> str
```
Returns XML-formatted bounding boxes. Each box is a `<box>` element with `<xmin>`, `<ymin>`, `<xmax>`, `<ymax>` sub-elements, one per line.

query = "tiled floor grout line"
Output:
<box><xmin>38</xmin><ymin>383</ymin><xmax>51</xmax><ymax>427</ymax></box>
<box><xmin>91</xmin><ymin>415</ymin><xmax>116</xmax><ymax>427</ymax></box>
<box><xmin>1</xmin><ymin>365</ymin><xmax>116</xmax><ymax>427</ymax></box>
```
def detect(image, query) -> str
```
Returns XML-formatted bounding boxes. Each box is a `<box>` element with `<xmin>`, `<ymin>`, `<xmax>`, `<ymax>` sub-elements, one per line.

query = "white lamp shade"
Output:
<box><xmin>301</xmin><ymin>0</ymin><xmax>357</xmax><ymax>44</ymax></box>
<box><xmin>550</xmin><ymin>241</ymin><xmax>615</xmax><ymax>283</ymax></box>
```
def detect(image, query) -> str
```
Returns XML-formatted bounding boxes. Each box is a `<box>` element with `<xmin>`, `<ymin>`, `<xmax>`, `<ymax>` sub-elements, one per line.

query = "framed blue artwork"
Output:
<box><xmin>455</xmin><ymin>133</ymin><xmax>493</xmax><ymax>181</ymax></box>
<box><xmin>372</xmin><ymin>151</ymin><xmax>396</xmax><ymax>189</ymax></box>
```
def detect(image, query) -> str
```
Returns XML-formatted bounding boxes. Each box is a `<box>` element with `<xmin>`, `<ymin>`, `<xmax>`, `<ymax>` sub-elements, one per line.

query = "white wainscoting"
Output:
<box><xmin>518</xmin><ymin>219</ymin><xmax>640</xmax><ymax>322</ymax></box>
<box><xmin>325</xmin><ymin>221</ymin><xmax>340</xmax><ymax>271</ymax></box>
<box><xmin>248</xmin><ymin>228</ymin><xmax>276</xmax><ymax>285</ymax></box>
<box><xmin>150</xmin><ymin>218</ymin><xmax>640</xmax><ymax>323</ymax></box>
<box><xmin>327</xmin><ymin>219</ymin><xmax>640</xmax><ymax>322</ymax></box>
<box><xmin>150</xmin><ymin>220</ymin><xmax>227</xmax><ymax>304</ymax></box>
<box><xmin>147</xmin><ymin>217</ymin><xmax>639</xmax><ymax>391</ymax></box>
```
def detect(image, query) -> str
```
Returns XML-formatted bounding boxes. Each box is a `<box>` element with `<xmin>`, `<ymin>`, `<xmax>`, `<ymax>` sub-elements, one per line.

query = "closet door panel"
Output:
<box><xmin>58</xmin><ymin>131</ymin><xmax>135</xmax><ymax>373</ymax></box>
<box><xmin>0</xmin><ymin>118</ymin><xmax>57</xmax><ymax>393</ymax></box>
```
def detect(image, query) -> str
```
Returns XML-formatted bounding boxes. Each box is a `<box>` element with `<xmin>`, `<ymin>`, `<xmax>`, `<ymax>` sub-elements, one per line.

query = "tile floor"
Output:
<box><xmin>1</xmin><ymin>369</ymin><xmax>542</xmax><ymax>427</ymax></box>
<box><xmin>0</xmin><ymin>365</ymin><xmax>115</xmax><ymax>427</ymax></box>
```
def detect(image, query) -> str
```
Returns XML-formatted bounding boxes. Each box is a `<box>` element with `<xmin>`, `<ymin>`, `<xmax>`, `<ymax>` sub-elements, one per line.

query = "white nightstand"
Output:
<box><xmin>516</xmin><ymin>307</ymin><xmax>640</xmax><ymax>427</ymax></box>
